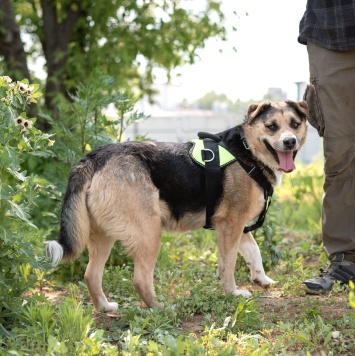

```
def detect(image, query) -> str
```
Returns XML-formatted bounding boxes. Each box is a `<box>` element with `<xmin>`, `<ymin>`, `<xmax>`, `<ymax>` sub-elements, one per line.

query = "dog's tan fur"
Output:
<box><xmin>46</xmin><ymin>100</ymin><xmax>308</xmax><ymax>312</ymax></box>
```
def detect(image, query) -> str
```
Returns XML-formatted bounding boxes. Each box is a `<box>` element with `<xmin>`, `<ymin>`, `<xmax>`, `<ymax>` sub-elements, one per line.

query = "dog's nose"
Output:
<box><xmin>283</xmin><ymin>137</ymin><xmax>296</xmax><ymax>149</ymax></box>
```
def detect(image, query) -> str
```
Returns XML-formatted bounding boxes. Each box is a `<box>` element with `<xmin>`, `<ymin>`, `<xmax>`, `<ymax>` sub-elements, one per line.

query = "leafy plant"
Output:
<box><xmin>276</xmin><ymin>160</ymin><xmax>323</xmax><ymax>234</ymax></box>
<box><xmin>225</xmin><ymin>298</ymin><xmax>261</xmax><ymax>333</ymax></box>
<box><xmin>0</xmin><ymin>76</ymin><xmax>53</xmax><ymax>331</ymax></box>
<box><xmin>254</xmin><ymin>201</ymin><xmax>283</xmax><ymax>272</ymax></box>
<box><xmin>45</xmin><ymin>72</ymin><xmax>149</xmax><ymax>168</ymax></box>
<box><xmin>4</xmin><ymin>295</ymin><xmax>106</xmax><ymax>355</ymax></box>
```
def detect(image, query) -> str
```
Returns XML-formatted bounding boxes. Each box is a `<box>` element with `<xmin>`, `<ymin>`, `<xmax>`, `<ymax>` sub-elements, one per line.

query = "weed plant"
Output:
<box><xmin>0</xmin><ymin>76</ymin><xmax>53</xmax><ymax>332</ymax></box>
<box><xmin>276</xmin><ymin>159</ymin><xmax>324</xmax><ymax>237</ymax></box>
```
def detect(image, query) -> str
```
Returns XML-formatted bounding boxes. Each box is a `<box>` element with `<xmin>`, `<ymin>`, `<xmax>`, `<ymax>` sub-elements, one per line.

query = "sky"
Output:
<box><xmin>169</xmin><ymin>0</ymin><xmax>309</xmax><ymax>102</ymax></box>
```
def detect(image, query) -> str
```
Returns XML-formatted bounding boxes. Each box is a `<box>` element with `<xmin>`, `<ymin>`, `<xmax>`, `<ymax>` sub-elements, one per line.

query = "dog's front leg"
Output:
<box><xmin>216</xmin><ymin>223</ymin><xmax>252</xmax><ymax>298</ymax></box>
<box><xmin>239</xmin><ymin>232</ymin><xmax>276</xmax><ymax>286</ymax></box>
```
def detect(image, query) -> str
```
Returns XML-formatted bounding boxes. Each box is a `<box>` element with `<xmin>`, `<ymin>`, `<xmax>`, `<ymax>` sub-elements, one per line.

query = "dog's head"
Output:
<box><xmin>243</xmin><ymin>100</ymin><xmax>308</xmax><ymax>173</ymax></box>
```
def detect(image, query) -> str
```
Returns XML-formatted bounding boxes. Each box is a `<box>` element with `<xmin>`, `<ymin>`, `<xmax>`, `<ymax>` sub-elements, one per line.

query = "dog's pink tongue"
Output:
<box><xmin>277</xmin><ymin>151</ymin><xmax>296</xmax><ymax>172</ymax></box>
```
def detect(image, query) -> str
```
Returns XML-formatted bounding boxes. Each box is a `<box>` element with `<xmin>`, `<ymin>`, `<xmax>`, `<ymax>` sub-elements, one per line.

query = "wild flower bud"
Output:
<box><xmin>1</xmin><ymin>76</ymin><xmax>12</xmax><ymax>83</ymax></box>
<box><xmin>47</xmin><ymin>139</ymin><xmax>55</xmax><ymax>147</ymax></box>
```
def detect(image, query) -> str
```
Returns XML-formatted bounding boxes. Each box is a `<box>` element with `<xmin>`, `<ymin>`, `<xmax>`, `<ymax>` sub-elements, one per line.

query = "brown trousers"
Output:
<box><xmin>306</xmin><ymin>42</ymin><xmax>355</xmax><ymax>260</ymax></box>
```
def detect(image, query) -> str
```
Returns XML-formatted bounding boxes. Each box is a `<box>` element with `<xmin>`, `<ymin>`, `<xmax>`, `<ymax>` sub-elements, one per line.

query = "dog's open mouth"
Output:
<box><xmin>264</xmin><ymin>140</ymin><xmax>297</xmax><ymax>173</ymax></box>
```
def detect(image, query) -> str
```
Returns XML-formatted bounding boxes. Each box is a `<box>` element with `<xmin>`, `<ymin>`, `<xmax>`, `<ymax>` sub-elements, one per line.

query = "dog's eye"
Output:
<box><xmin>266</xmin><ymin>124</ymin><xmax>278</xmax><ymax>132</ymax></box>
<box><xmin>291</xmin><ymin>120</ymin><xmax>301</xmax><ymax>129</ymax></box>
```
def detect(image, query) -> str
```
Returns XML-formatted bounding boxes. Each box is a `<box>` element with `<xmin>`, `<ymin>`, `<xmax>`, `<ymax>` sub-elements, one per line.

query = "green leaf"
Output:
<box><xmin>7</xmin><ymin>201</ymin><xmax>38</xmax><ymax>229</ymax></box>
<box><xmin>6</xmin><ymin>167</ymin><xmax>28</xmax><ymax>181</ymax></box>
<box><xmin>0</xmin><ymin>185</ymin><xmax>15</xmax><ymax>200</ymax></box>
<box><xmin>323</xmin><ymin>331</ymin><xmax>332</xmax><ymax>346</ymax></box>
<box><xmin>18</xmin><ymin>138</ymin><xmax>32</xmax><ymax>151</ymax></box>
<box><xmin>2</xmin><ymin>145</ymin><xmax>22</xmax><ymax>171</ymax></box>
<box><xmin>296</xmin><ymin>331</ymin><xmax>315</xmax><ymax>346</ymax></box>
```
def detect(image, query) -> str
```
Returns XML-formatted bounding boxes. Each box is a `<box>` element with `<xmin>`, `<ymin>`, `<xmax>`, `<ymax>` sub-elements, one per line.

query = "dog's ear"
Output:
<box><xmin>245</xmin><ymin>101</ymin><xmax>271</xmax><ymax>123</ymax></box>
<box><xmin>285</xmin><ymin>99</ymin><xmax>309</xmax><ymax>120</ymax></box>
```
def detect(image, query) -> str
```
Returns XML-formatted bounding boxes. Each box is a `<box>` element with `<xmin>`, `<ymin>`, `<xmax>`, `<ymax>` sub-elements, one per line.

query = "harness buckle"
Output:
<box><xmin>202</xmin><ymin>148</ymin><xmax>215</xmax><ymax>162</ymax></box>
<box><xmin>247</xmin><ymin>167</ymin><xmax>256</xmax><ymax>177</ymax></box>
<box><xmin>242</xmin><ymin>138</ymin><xmax>250</xmax><ymax>150</ymax></box>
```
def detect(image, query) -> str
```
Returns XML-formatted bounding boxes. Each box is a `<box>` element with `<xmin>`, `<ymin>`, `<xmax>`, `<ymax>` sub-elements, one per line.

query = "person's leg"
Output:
<box><xmin>303</xmin><ymin>42</ymin><xmax>355</xmax><ymax>293</ymax></box>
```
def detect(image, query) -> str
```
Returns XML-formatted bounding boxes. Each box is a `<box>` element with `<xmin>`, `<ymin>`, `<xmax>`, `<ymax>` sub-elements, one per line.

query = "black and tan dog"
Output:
<box><xmin>46</xmin><ymin>100</ymin><xmax>308</xmax><ymax>313</ymax></box>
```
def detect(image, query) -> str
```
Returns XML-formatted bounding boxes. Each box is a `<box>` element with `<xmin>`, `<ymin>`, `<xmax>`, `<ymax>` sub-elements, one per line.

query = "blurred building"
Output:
<box><xmin>265</xmin><ymin>87</ymin><xmax>287</xmax><ymax>101</ymax></box>
<box><xmin>125</xmin><ymin>108</ymin><xmax>242</xmax><ymax>143</ymax></box>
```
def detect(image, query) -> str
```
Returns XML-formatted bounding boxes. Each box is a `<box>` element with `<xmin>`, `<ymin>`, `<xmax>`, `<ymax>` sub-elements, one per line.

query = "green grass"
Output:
<box><xmin>2</xmin><ymin>159</ymin><xmax>355</xmax><ymax>355</ymax></box>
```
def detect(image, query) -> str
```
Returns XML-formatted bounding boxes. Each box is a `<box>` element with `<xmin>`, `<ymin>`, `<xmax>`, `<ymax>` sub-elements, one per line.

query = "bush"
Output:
<box><xmin>0</xmin><ymin>76</ymin><xmax>54</xmax><ymax>331</ymax></box>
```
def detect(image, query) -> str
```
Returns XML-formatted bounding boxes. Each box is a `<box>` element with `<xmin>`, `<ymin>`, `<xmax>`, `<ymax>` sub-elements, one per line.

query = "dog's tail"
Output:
<box><xmin>46</xmin><ymin>159</ymin><xmax>94</xmax><ymax>266</ymax></box>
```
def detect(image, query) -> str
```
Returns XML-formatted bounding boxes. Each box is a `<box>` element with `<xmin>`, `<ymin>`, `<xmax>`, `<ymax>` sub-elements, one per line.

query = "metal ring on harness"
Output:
<box><xmin>202</xmin><ymin>148</ymin><xmax>215</xmax><ymax>162</ymax></box>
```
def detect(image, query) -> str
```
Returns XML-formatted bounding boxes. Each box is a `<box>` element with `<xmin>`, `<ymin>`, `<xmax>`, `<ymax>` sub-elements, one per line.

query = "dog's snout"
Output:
<box><xmin>283</xmin><ymin>137</ymin><xmax>296</xmax><ymax>149</ymax></box>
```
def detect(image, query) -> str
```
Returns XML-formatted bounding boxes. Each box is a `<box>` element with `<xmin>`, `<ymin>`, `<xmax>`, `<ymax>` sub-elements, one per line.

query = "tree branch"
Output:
<box><xmin>40</xmin><ymin>0</ymin><xmax>82</xmax><ymax>116</ymax></box>
<box><xmin>60</xmin><ymin>3</ymin><xmax>81</xmax><ymax>51</ymax></box>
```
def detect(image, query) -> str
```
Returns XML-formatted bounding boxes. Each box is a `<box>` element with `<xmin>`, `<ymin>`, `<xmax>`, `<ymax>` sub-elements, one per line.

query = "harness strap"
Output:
<box><xmin>237</xmin><ymin>159</ymin><xmax>274</xmax><ymax>199</ymax></box>
<box><xmin>239</xmin><ymin>127</ymin><xmax>250</xmax><ymax>150</ymax></box>
<box><xmin>237</xmin><ymin>127</ymin><xmax>274</xmax><ymax>233</ymax></box>
<box><xmin>190</xmin><ymin>130</ymin><xmax>274</xmax><ymax>232</ymax></box>
<box><xmin>236</xmin><ymin>158</ymin><xmax>274</xmax><ymax>233</ymax></box>
<box><xmin>198</xmin><ymin>133</ymin><xmax>223</xmax><ymax>229</ymax></box>
<box><xmin>243</xmin><ymin>192</ymin><xmax>272</xmax><ymax>233</ymax></box>
<box><xmin>238</xmin><ymin>127</ymin><xmax>274</xmax><ymax>234</ymax></box>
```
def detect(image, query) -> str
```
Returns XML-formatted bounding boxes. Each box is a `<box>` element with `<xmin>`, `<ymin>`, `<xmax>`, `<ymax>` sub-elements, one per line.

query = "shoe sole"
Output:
<box><xmin>301</xmin><ymin>283</ymin><xmax>330</xmax><ymax>295</ymax></box>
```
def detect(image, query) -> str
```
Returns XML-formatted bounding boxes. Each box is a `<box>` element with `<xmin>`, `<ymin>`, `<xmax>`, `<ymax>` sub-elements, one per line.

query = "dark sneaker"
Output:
<box><xmin>303</xmin><ymin>259</ymin><xmax>355</xmax><ymax>295</ymax></box>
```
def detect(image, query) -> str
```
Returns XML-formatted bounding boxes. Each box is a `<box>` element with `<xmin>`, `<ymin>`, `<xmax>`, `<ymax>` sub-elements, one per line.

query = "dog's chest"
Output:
<box><xmin>249</xmin><ymin>188</ymin><xmax>267</xmax><ymax>221</ymax></box>
<box><xmin>239</xmin><ymin>181</ymin><xmax>266</xmax><ymax>222</ymax></box>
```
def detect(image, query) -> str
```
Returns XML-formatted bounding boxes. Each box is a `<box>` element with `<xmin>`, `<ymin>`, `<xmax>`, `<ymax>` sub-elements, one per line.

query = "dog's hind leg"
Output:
<box><xmin>84</xmin><ymin>234</ymin><xmax>118</xmax><ymax>313</ymax></box>
<box><xmin>131</xmin><ymin>219</ymin><xmax>163</xmax><ymax>309</ymax></box>
<box><xmin>239</xmin><ymin>232</ymin><xmax>276</xmax><ymax>286</ymax></box>
<box><xmin>216</xmin><ymin>223</ymin><xmax>252</xmax><ymax>298</ymax></box>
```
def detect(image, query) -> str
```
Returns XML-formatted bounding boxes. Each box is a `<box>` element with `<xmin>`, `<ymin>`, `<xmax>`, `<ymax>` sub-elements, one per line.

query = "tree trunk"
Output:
<box><xmin>0</xmin><ymin>0</ymin><xmax>31</xmax><ymax>81</ymax></box>
<box><xmin>0</xmin><ymin>0</ymin><xmax>40</xmax><ymax>123</ymax></box>
<box><xmin>40</xmin><ymin>0</ymin><xmax>82</xmax><ymax>120</ymax></box>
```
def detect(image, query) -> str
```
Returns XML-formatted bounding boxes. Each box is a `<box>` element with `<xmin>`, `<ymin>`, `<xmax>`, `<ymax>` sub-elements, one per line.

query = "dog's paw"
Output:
<box><xmin>101</xmin><ymin>301</ymin><xmax>118</xmax><ymax>312</ymax></box>
<box><xmin>141</xmin><ymin>300</ymin><xmax>164</xmax><ymax>309</ymax></box>
<box><xmin>93</xmin><ymin>301</ymin><xmax>119</xmax><ymax>316</ymax></box>
<box><xmin>150</xmin><ymin>301</ymin><xmax>164</xmax><ymax>309</ymax></box>
<box><xmin>232</xmin><ymin>289</ymin><xmax>252</xmax><ymax>298</ymax></box>
<box><xmin>253</xmin><ymin>275</ymin><xmax>276</xmax><ymax>286</ymax></box>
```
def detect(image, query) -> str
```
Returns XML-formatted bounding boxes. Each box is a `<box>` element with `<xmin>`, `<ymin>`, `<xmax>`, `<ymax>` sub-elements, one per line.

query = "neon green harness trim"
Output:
<box><xmin>189</xmin><ymin>138</ymin><xmax>236</xmax><ymax>168</ymax></box>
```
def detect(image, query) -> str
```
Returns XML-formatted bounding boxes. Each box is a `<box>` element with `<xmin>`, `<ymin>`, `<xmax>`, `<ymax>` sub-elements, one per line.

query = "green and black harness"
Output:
<box><xmin>189</xmin><ymin>130</ymin><xmax>274</xmax><ymax>232</ymax></box>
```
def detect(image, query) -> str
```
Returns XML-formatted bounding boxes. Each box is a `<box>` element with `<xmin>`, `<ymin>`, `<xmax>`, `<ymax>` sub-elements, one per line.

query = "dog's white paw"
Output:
<box><xmin>232</xmin><ymin>289</ymin><xmax>252</xmax><ymax>298</ymax></box>
<box><xmin>93</xmin><ymin>301</ymin><xmax>118</xmax><ymax>316</ymax></box>
<box><xmin>107</xmin><ymin>301</ymin><xmax>119</xmax><ymax>311</ymax></box>
<box><xmin>253</xmin><ymin>275</ymin><xmax>276</xmax><ymax>286</ymax></box>
<box><xmin>100</xmin><ymin>301</ymin><xmax>118</xmax><ymax>312</ymax></box>
<box><xmin>154</xmin><ymin>302</ymin><xmax>164</xmax><ymax>309</ymax></box>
